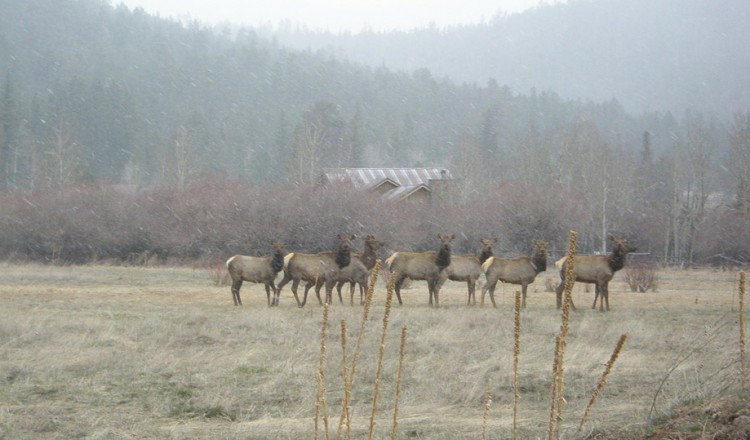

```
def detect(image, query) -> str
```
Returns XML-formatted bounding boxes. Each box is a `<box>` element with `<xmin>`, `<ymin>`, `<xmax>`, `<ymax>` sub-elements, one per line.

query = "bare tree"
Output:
<box><xmin>449</xmin><ymin>132</ymin><xmax>490</xmax><ymax>204</ymax></box>
<box><xmin>47</xmin><ymin>118</ymin><xmax>81</xmax><ymax>190</ymax></box>
<box><xmin>158</xmin><ymin>124</ymin><xmax>198</xmax><ymax>191</ymax></box>
<box><xmin>728</xmin><ymin>112</ymin><xmax>750</xmax><ymax>215</ymax></box>
<box><xmin>663</xmin><ymin>116</ymin><xmax>714</xmax><ymax>266</ymax></box>
<box><xmin>292</xmin><ymin>117</ymin><xmax>325</xmax><ymax>185</ymax></box>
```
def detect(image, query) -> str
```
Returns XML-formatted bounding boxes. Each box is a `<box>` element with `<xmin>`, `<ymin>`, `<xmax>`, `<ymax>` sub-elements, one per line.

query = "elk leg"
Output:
<box><xmin>394</xmin><ymin>276</ymin><xmax>405</xmax><ymax>305</ymax></box>
<box><xmin>482</xmin><ymin>281</ymin><xmax>497</xmax><ymax>308</ymax></box>
<box><xmin>306</xmin><ymin>280</ymin><xmax>318</xmax><ymax>306</ymax></box>
<box><xmin>556</xmin><ymin>281</ymin><xmax>578</xmax><ymax>310</ymax></box>
<box><xmin>264</xmin><ymin>284</ymin><xmax>272</xmax><ymax>306</ymax></box>
<box><xmin>291</xmin><ymin>279</ymin><xmax>303</xmax><ymax>307</ymax></box>
<box><xmin>433</xmin><ymin>277</ymin><xmax>446</xmax><ymax>307</ymax></box>
<box><xmin>325</xmin><ymin>279</ymin><xmax>336</xmax><ymax>305</ymax></box>
<box><xmin>602</xmin><ymin>283</ymin><xmax>609</xmax><ymax>311</ymax></box>
<box><xmin>270</xmin><ymin>282</ymin><xmax>279</xmax><ymax>306</ymax></box>
<box><xmin>555</xmin><ymin>281</ymin><xmax>565</xmax><ymax>309</ymax></box>
<box><xmin>427</xmin><ymin>279</ymin><xmax>435</xmax><ymax>306</ymax></box>
<box><xmin>231</xmin><ymin>279</ymin><xmax>243</xmax><ymax>306</ymax></box>
<box><xmin>277</xmin><ymin>273</ymin><xmax>293</xmax><ymax>305</ymax></box>
<box><xmin>592</xmin><ymin>284</ymin><xmax>600</xmax><ymax>309</ymax></box>
<box><xmin>335</xmin><ymin>281</ymin><xmax>344</xmax><ymax>304</ymax></box>
<box><xmin>521</xmin><ymin>283</ymin><xmax>528</xmax><ymax>308</ymax></box>
<box><xmin>467</xmin><ymin>281</ymin><xmax>474</xmax><ymax>305</ymax></box>
<box><xmin>433</xmin><ymin>281</ymin><xmax>442</xmax><ymax>308</ymax></box>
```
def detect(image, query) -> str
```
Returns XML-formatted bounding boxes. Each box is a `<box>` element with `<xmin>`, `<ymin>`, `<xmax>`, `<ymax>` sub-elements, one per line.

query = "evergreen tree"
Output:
<box><xmin>0</xmin><ymin>74</ymin><xmax>19</xmax><ymax>190</ymax></box>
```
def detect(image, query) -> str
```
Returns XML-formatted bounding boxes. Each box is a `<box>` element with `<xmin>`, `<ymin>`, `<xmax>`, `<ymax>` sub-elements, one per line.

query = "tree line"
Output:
<box><xmin>0</xmin><ymin>1</ymin><xmax>749</xmax><ymax>265</ymax></box>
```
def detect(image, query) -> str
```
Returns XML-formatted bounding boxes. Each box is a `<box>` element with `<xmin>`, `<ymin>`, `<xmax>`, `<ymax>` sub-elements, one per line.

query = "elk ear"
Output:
<box><xmin>449</xmin><ymin>234</ymin><xmax>455</xmax><ymax>240</ymax></box>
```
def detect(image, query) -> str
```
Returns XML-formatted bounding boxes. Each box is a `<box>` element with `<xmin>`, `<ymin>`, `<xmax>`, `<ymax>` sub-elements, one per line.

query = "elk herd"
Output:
<box><xmin>225</xmin><ymin>234</ymin><xmax>637</xmax><ymax>312</ymax></box>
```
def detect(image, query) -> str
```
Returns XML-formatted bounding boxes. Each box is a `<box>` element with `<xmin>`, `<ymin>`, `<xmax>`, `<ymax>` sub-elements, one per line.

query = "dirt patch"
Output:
<box><xmin>587</xmin><ymin>392</ymin><xmax>750</xmax><ymax>439</ymax></box>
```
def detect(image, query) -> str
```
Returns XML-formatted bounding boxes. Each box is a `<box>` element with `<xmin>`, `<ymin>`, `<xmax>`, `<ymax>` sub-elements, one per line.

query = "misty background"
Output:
<box><xmin>0</xmin><ymin>0</ymin><xmax>749</xmax><ymax>266</ymax></box>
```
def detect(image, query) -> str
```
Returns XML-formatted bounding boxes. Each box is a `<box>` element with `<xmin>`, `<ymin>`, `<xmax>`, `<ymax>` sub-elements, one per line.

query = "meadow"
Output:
<box><xmin>0</xmin><ymin>263</ymin><xmax>745</xmax><ymax>439</ymax></box>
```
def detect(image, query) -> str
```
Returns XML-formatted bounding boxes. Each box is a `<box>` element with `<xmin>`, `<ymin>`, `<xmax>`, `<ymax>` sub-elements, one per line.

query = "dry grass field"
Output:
<box><xmin>0</xmin><ymin>263</ymin><xmax>747</xmax><ymax>439</ymax></box>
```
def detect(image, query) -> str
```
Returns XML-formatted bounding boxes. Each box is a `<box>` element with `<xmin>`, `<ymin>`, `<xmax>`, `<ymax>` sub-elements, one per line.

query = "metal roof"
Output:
<box><xmin>322</xmin><ymin>167</ymin><xmax>452</xmax><ymax>202</ymax></box>
<box><xmin>323</xmin><ymin>167</ymin><xmax>451</xmax><ymax>189</ymax></box>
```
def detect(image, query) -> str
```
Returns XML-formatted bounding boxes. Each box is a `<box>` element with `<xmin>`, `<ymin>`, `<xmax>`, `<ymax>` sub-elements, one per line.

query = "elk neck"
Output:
<box><xmin>608</xmin><ymin>245</ymin><xmax>628</xmax><ymax>272</ymax></box>
<box><xmin>335</xmin><ymin>243</ymin><xmax>352</xmax><ymax>268</ymax></box>
<box><xmin>531</xmin><ymin>248</ymin><xmax>547</xmax><ymax>274</ymax></box>
<box><xmin>360</xmin><ymin>241</ymin><xmax>378</xmax><ymax>270</ymax></box>
<box><xmin>478</xmin><ymin>247</ymin><xmax>493</xmax><ymax>265</ymax></box>
<box><xmin>435</xmin><ymin>244</ymin><xmax>451</xmax><ymax>269</ymax></box>
<box><xmin>272</xmin><ymin>249</ymin><xmax>284</xmax><ymax>273</ymax></box>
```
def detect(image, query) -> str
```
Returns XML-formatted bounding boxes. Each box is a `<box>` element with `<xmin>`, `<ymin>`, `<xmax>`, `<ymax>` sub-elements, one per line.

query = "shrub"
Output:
<box><xmin>624</xmin><ymin>256</ymin><xmax>659</xmax><ymax>292</ymax></box>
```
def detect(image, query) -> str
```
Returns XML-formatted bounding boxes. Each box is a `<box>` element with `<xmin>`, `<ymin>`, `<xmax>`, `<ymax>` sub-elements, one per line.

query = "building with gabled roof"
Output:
<box><xmin>320</xmin><ymin>167</ymin><xmax>453</xmax><ymax>203</ymax></box>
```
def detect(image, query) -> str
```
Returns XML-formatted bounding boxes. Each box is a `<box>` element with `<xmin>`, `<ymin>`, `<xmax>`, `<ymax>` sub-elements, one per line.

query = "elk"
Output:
<box><xmin>480</xmin><ymin>240</ymin><xmax>549</xmax><ymax>308</ymax></box>
<box><xmin>322</xmin><ymin>256</ymin><xmax>370</xmax><ymax>305</ymax></box>
<box><xmin>385</xmin><ymin>234</ymin><xmax>455</xmax><ymax>307</ymax></box>
<box><xmin>335</xmin><ymin>234</ymin><xmax>382</xmax><ymax>305</ymax></box>
<box><xmin>276</xmin><ymin>233</ymin><xmax>355</xmax><ymax>307</ymax></box>
<box><xmin>225</xmin><ymin>241</ymin><xmax>285</xmax><ymax>306</ymax></box>
<box><xmin>445</xmin><ymin>239</ymin><xmax>495</xmax><ymax>305</ymax></box>
<box><xmin>554</xmin><ymin>236</ymin><xmax>637</xmax><ymax>312</ymax></box>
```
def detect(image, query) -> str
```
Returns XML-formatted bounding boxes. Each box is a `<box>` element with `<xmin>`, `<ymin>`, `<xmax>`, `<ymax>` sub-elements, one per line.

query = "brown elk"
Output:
<box><xmin>445</xmin><ymin>239</ymin><xmax>495</xmax><ymax>305</ymax></box>
<box><xmin>385</xmin><ymin>234</ymin><xmax>455</xmax><ymax>307</ymax></box>
<box><xmin>334</xmin><ymin>234</ymin><xmax>382</xmax><ymax>305</ymax></box>
<box><xmin>555</xmin><ymin>236</ymin><xmax>636</xmax><ymax>312</ymax></box>
<box><xmin>480</xmin><ymin>240</ymin><xmax>549</xmax><ymax>308</ymax></box>
<box><xmin>225</xmin><ymin>241</ymin><xmax>285</xmax><ymax>306</ymax></box>
<box><xmin>276</xmin><ymin>233</ymin><xmax>355</xmax><ymax>307</ymax></box>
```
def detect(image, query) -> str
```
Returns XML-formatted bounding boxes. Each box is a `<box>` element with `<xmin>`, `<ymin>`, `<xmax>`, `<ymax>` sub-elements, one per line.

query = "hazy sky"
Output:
<box><xmin>116</xmin><ymin>0</ymin><xmax>553</xmax><ymax>32</ymax></box>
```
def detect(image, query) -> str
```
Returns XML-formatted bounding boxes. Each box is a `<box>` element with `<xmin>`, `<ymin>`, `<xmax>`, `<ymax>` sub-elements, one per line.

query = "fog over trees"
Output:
<box><xmin>0</xmin><ymin>0</ymin><xmax>748</xmax><ymax>266</ymax></box>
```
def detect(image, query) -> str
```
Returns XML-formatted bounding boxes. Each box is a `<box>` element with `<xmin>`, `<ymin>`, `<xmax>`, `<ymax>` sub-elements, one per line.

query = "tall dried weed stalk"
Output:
<box><xmin>315</xmin><ymin>304</ymin><xmax>331</xmax><ymax>440</ymax></box>
<box><xmin>340</xmin><ymin>320</ymin><xmax>349</xmax><ymax>407</ymax></box>
<box><xmin>368</xmin><ymin>268</ymin><xmax>396</xmax><ymax>439</ymax></box>
<box><xmin>741</xmin><ymin>271</ymin><xmax>746</xmax><ymax>390</ymax></box>
<box><xmin>337</xmin><ymin>260</ymin><xmax>381</xmax><ymax>440</ymax></box>
<box><xmin>513</xmin><ymin>291</ymin><xmax>522</xmax><ymax>440</ymax></box>
<box><xmin>547</xmin><ymin>334</ymin><xmax>564</xmax><ymax>440</ymax></box>
<box><xmin>482</xmin><ymin>383</ymin><xmax>493</xmax><ymax>440</ymax></box>
<box><xmin>548</xmin><ymin>230</ymin><xmax>577</xmax><ymax>440</ymax></box>
<box><xmin>390</xmin><ymin>326</ymin><xmax>407</xmax><ymax>440</ymax></box>
<box><xmin>577</xmin><ymin>334</ymin><xmax>628</xmax><ymax>435</ymax></box>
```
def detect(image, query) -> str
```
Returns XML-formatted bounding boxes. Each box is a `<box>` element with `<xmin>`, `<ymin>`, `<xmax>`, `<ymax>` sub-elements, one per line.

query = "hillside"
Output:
<box><xmin>0</xmin><ymin>0</ymin><xmax>749</xmax><ymax>266</ymax></box>
<box><xmin>0</xmin><ymin>0</ymin><xmax>673</xmax><ymax>187</ymax></box>
<box><xmin>267</xmin><ymin>0</ymin><xmax>750</xmax><ymax>117</ymax></box>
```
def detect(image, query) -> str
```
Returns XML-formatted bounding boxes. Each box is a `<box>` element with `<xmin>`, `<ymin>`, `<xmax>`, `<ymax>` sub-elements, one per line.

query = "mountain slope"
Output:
<box><xmin>267</xmin><ymin>0</ymin><xmax>750</xmax><ymax>117</ymax></box>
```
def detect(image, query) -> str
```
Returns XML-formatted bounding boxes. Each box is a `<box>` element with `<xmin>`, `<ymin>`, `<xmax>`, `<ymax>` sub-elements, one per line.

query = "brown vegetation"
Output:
<box><xmin>385</xmin><ymin>233</ymin><xmax>455</xmax><ymax>307</ymax></box>
<box><xmin>225</xmin><ymin>241</ymin><xmax>285</xmax><ymax>306</ymax></box>
<box><xmin>0</xmin><ymin>264</ymin><xmax>744</xmax><ymax>439</ymax></box>
<box><xmin>480</xmin><ymin>240</ymin><xmax>549</xmax><ymax>308</ymax></box>
<box><xmin>624</xmin><ymin>256</ymin><xmax>659</xmax><ymax>293</ymax></box>
<box><xmin>555</xmin><ymin>236</ymin><xmax>637</xmax><ymax>311</ymax></box>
